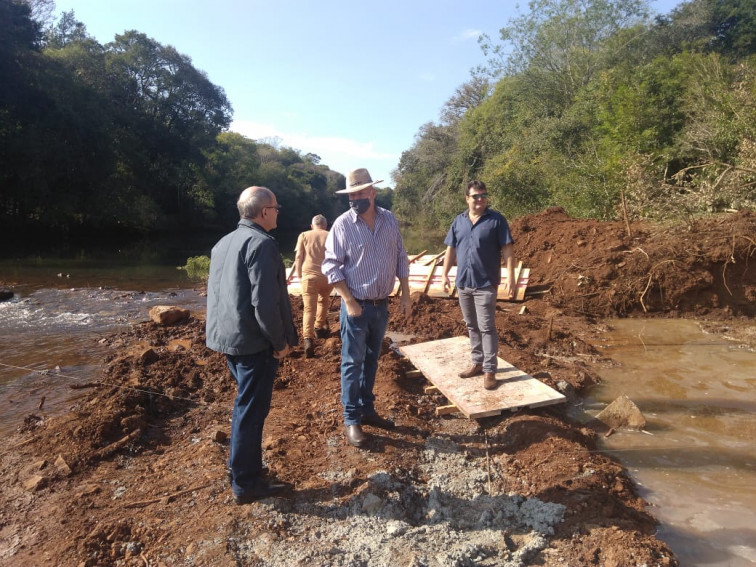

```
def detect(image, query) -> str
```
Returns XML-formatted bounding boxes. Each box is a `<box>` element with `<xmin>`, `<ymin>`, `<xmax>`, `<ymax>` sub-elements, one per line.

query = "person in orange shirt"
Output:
<box><xmin>293</xmin><ymin>214</ymin><xmax>334</xmax><ymax>357</ymax></box>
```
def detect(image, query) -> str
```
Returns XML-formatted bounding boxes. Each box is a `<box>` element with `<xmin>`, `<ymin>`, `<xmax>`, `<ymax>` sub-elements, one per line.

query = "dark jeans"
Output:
<box><xmin>226</xmin><ymin>350</ymin><xmax>278</xmax><ymax>497</ymax></box>
<box><xmin>339</xmin><ymin>300</ymin><xmax>389</xmax><ymax>426</ymax></box>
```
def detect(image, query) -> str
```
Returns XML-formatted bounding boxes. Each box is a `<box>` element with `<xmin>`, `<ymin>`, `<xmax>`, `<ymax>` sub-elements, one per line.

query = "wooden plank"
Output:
<box><xmin>511</xmin><ymin>260</ymin><xmax>522</xmax><ymax>300</ymax></box>
<box><xmin>398</xmin><ymin>336</ymin><xmax>565</xmax><ymax>419</ymax></box>
<box><xmin>286</xmin><ymin>254</ymin><xmax>530</xmax><ymax>302</ymax></box>
<box><xmin>408</xmin><ymin>251</ymin><xmax>428</xmax><ymax>264</ymax></box>
<box><xmin>406</xmin><ymin>370</ymin><xmax>424</xmax><ymax>379</ymax></box>
<box><xmin>436</xmin><ymin>404</ymin><xmax>460</xmax><ymax>416</ymax></box>
<box><xmin>424</xmin><ymin>385</ymin><xmax>440</xmax><ymax>393</ymax></box>
<box><xmin>392</xmin><ymin>251</ymin><xmax>427</xmax><ymax>296</ymax></box>
<box><xmin>515</xmin><ymin>266</ymin><xmax>530</xmax><ymax>302</ymax></box>
<box><xmin>422</xmin><ymin>259</ymin><xmax>439</xmax><ymax>294</ymax></box>
<box><xmin>511</xmin><ymin>268</ymin><xmax>528</xmax><ymax>301</ymax></box>
<box><xmin>421</xmin><ymin>251</ymin><xmax>445</xmax><ymax>266</ymax></box>
<box><xmin>407</xmin><ymin>264</ymin><xmax>529</xmax><ymax>301</ymax></box>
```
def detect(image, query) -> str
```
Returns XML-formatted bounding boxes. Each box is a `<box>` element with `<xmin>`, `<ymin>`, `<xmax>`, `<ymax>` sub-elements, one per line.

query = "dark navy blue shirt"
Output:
<box><xmin>444</xmin><ymin>208</ymin><xmax>514</xmax><ymax>289</ymax></box>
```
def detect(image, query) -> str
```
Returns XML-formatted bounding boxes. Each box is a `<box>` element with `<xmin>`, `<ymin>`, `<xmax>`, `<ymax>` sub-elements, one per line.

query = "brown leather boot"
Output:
<box><xmin>458</xmin><ymin>364</ymin><xmax>483</xmax><ymax>378</ymax></box>
<box><xmin>345</xmin><ymin>424</ymin><xmax>367</xmax><ymax>448</ymax></box>
<box><xmin>304</xmin><ymin>338</ymin><xmax>314</xmax><ymax>358</ymax></box>
<box><xmin>483</xmin><ymin>372</ymin><xmax>498</xmax><ymax>390</ymax></box>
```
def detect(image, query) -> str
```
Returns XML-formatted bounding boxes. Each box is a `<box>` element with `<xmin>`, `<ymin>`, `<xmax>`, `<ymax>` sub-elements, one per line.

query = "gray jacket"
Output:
<box><xmin>206</xmin><ymin>219</ymin><xmax>298</xmax><ymax>355</ymax></box>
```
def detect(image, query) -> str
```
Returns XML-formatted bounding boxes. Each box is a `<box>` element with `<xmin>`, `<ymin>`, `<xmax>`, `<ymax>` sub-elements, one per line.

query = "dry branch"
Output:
<box><xmin>124</xmin><ymin>483</ymin><xmax>211</xmax><ymax>509</ymax></box>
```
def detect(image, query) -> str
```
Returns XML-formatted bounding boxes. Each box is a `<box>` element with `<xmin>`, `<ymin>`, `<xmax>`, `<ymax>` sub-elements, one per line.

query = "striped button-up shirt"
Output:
<box><xmin>322</xmin><ymin>206</ymin><xmax>410</xmax><ymax>300</ymax></box>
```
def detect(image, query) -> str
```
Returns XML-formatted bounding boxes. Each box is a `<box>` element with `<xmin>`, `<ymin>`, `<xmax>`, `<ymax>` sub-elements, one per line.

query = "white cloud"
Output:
<box><xmin>455</xmin><ymin>28</ymin><xmax>483</xmax><ymax>42</ymax></box>
<box><xmin>229</xmin><ymin>120</ymin><xmax>400</xmax><ymax>185</ymax></box>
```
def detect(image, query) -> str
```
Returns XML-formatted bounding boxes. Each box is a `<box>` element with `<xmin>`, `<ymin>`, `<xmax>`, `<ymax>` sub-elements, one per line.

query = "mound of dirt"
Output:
<box><xmin>513</xmin><ymin>207</ymin><xmax>756</xmax><ymax>319</ymax></box>
<box><xmin>1</xmin><ymin>210</ymin><xmax>753</xmax><ymax>566</ymax></box>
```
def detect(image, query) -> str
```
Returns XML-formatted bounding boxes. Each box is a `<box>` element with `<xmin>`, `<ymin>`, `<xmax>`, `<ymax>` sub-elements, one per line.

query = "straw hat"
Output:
<box><xmin>335</xmin><ymin>168</ymin><xmax>383</xmax><ymax>194</ymax></box>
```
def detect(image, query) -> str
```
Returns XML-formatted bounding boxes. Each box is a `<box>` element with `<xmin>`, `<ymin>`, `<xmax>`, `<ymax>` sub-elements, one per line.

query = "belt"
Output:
<box><xmin>357</xmin><ymin>297</ymin><xmax>388</xmax><ymax>306</ymax></box>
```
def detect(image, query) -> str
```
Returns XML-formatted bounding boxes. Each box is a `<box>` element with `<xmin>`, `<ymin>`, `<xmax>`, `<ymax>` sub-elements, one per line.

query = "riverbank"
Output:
<box><xmin>1</xmin><ymin>209</ymin><xmax>753</xmax><ymax>566</ymax></box>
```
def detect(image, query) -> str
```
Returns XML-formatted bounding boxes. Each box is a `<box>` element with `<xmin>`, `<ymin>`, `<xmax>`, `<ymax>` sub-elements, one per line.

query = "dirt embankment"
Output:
<box><xmin>515</xmin><ymin>207</ymin><xmax>756</xmax><ymax>320</ymax></box>
<box><xmin>1</xmin><ymin>210</ymin><xmax>754</xmax><ymax>566</ymax></box>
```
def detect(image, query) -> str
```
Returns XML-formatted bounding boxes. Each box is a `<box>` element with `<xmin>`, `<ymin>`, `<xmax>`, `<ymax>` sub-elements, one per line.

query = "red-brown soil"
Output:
<box><xmin>1</xmin><ymin>209</ymin><xmax>754</xmax><ymax>566</ymax></box>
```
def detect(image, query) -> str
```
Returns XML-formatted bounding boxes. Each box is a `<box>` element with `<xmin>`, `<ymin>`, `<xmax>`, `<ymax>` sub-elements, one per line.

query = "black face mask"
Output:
<box><xmin>349</xmin><ymin>198</ymin><xmax>371</xmax><ymax>215</ymax></box>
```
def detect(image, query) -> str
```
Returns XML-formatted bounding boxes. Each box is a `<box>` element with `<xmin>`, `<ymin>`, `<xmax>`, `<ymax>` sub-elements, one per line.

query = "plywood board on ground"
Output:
<box><xmin>398</xmin><ymin>336</ymin><xmax>565</xmax><ymax>418</ymax></box>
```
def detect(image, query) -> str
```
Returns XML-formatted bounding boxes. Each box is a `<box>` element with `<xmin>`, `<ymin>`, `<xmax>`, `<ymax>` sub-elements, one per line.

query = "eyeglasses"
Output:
<box><xmin>468</xmin><ymin>193</ymin><xmax>488</xmax><ymax>200</ymax></box>
<box><xmin>264</xmin><ymin>204</ymin><xmax>282</xmax><ymax>212</ymax></box>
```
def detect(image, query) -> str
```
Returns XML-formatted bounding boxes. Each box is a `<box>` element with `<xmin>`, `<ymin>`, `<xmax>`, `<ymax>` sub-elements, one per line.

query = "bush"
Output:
<box><xmin>178</xmin><ymin>255</ymin><xmax>210</xmax><ymax>281</ymax></box>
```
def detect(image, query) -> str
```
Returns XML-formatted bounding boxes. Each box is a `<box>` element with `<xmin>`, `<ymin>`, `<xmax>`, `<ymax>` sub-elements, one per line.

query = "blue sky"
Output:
<box><xmin>53</xmin><ymin>0</ymin><xmax>683</xmax><ymax>187</ymax></box>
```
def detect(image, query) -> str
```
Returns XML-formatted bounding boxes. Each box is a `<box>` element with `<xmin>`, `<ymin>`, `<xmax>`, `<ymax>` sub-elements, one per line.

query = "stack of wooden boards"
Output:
<box><xmin>286</xmin><ymin>250</ymin><xmax>530</xmax><ymax>301</ymax></box>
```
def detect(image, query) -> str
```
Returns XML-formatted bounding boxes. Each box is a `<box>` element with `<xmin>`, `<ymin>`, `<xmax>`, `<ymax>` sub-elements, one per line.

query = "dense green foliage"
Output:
<box><xmin>392</xmin><ymin>0</ymin><xmax>756</xmax><ymax>226</ymax></box>
<box><xmin>4</xmin><ymin>0</ymin><xmax>755</xmax><ymax>241</ymax></box>
<box><xmin>1</xmin><ymin>0</ymin><xmax>349</xmax><ymax>237</ymax></box>
<box><xmin>178</xmin><ymin>255</ymin><xmax>210</xmax><ymax>281</ymax></box>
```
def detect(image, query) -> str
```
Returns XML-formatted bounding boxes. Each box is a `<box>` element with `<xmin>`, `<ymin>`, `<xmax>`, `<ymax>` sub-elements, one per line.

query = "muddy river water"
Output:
<box><xmin>1</xmin><ymin>277</ymin><xmax>754</xmax><ymax>566</ymax></box>
<box><xmin>587</xmin><ymin>319</ymin><xmax>756</xmax><ymax>567</ymax></box>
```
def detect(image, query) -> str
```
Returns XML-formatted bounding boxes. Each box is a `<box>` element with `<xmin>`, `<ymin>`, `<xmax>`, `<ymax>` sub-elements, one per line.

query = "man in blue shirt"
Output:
<box><xmin>322</xmin><ymin>168</ymin><xmax>411</xmax><ymax>448</ymax></box>
<box><xmin>206</xmin><ymin>186</ymin><xmax>298</xmax><ymax>503</ymax></box>
<box><xmin>441</xmin><ymin>180</ymin><xmax>515</xmax><ymax>390</ymax></box>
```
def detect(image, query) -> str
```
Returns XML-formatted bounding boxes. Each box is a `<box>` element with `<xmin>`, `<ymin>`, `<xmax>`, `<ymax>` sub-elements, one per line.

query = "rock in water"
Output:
<box><xmin>596</xmin><ymin>395</ymin><xmax>647</xmax><ymax>430</ymax></box>
<box><xmin>149</xmin><ymin>306</ymin><xmax>190</xmax><ymax>325</ymax></box>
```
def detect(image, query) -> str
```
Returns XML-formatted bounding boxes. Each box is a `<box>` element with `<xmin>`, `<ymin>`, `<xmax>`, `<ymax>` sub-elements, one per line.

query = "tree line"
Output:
<box><xmin>3</xmin><ymin>0</ymin><xmax>755</xmax><ymax>243</ymax></box>
<box><xmin>392</xmin><ymin>0</ymin><xmax>756</xmax><ymax>229</ymax></box>
<box><xmin>0</xmin><ymin>0</ymin><xmax>391</xmax><ymax>238</ymax></box>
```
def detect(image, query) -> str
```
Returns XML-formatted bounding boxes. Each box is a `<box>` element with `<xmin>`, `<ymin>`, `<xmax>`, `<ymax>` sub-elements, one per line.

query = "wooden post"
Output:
<box><xmin>422</xmin><ymin>259</ymin><xmax>439</xmax><ymax>294</ymax></box>
<box><xmin>422</xmin><ymin>251</ymin><xmax>445</xmax><ymax>266</ymax></box>
<box><xmin>408</xmin><ymin>251</ymin><xmax>428</xmax><ymax>265</ymax></box>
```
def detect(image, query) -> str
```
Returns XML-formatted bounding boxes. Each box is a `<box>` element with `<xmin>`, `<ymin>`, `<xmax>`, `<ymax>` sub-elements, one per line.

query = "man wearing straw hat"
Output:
<box><xmin>322</xmin><ymin>168</ymin><xmax>411</xmax><ymax>448</ymax></box>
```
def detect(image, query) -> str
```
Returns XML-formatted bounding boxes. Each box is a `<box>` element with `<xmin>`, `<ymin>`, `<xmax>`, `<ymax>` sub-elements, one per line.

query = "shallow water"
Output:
<box><xmin>587</xmin><ymin>319</ymin><xmax>756</xmax><ymax>567</ymax></box>
<box><xmin>0</xmin><ymin>281</ymin><xmax>206</xmax><ymax>433</ymax></box>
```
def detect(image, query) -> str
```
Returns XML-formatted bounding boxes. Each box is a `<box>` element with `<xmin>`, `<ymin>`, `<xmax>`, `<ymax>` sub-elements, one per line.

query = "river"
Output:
<box><xmin>587</xmin><ymin>319</ymin><xmax>756</xmax><ymax>567</ymax></box>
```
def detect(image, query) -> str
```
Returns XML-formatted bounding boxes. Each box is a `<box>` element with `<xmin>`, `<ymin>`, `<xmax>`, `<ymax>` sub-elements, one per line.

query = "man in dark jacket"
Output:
<box><xmin>206</xmin><ymin>186</ymin><xmax>298</xmax><ymax>504</ymax></box>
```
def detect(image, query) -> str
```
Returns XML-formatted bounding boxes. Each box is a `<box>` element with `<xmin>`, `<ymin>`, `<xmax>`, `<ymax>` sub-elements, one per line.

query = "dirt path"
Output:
<box><xmin>1</xmin><ymin>209</ymin><xmax>754</xmax><ymax>566</ymax></box>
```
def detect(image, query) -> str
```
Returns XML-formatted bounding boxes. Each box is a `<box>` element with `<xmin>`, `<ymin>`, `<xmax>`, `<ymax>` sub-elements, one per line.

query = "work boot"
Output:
<box><xmin>483</xmin><ymin>372</ymin><xmax>498</xmax><ymax>390</ymax></box>
<box><xmin>315</xmin><ymin>327</ymin><xmax>330</xmax><ymax>339</ymax></box>
<box><xmin>458</xmin><ymin>364</ymin><xmax>483</xmax><ymax>378</ymax></box>
<box><xmin>361</xmin><ymin>412</ymin><xmax>395</xmax><ymax>430</ymax></box>
<box><xmin>227</xmin><ymin>466</ymin><xmax>268</xmax><ymax>486</ymax></box>
<box><xmin>233</xmin><ymin>479</ymin><xmax>288</xmax><ymax>504</ymax></box>
<box><xmin>304</xmin><ymin>338</ymin><xmax>314</xmax><ymax>358</ymax></box>
<box><xmin>345</xmin><ymin>424</ymin><xmax>367</xmax><ymax>448</ymax></box>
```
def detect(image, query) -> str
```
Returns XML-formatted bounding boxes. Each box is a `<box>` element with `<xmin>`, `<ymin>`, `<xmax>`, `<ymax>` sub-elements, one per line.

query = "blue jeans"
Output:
<box><xmin>226</xmin><ymin>350</ymin><xmax>278</xmax><ymax>497</ymax></box>
<box><xmin>458</xmin><ymin>286</ymin><xmax>499</xmax><ymax>372</ymax></box>
<box><xmin>339</xmin><ymin>300</ymin><xmax>389</xmax><ymax>426</ymax></box>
